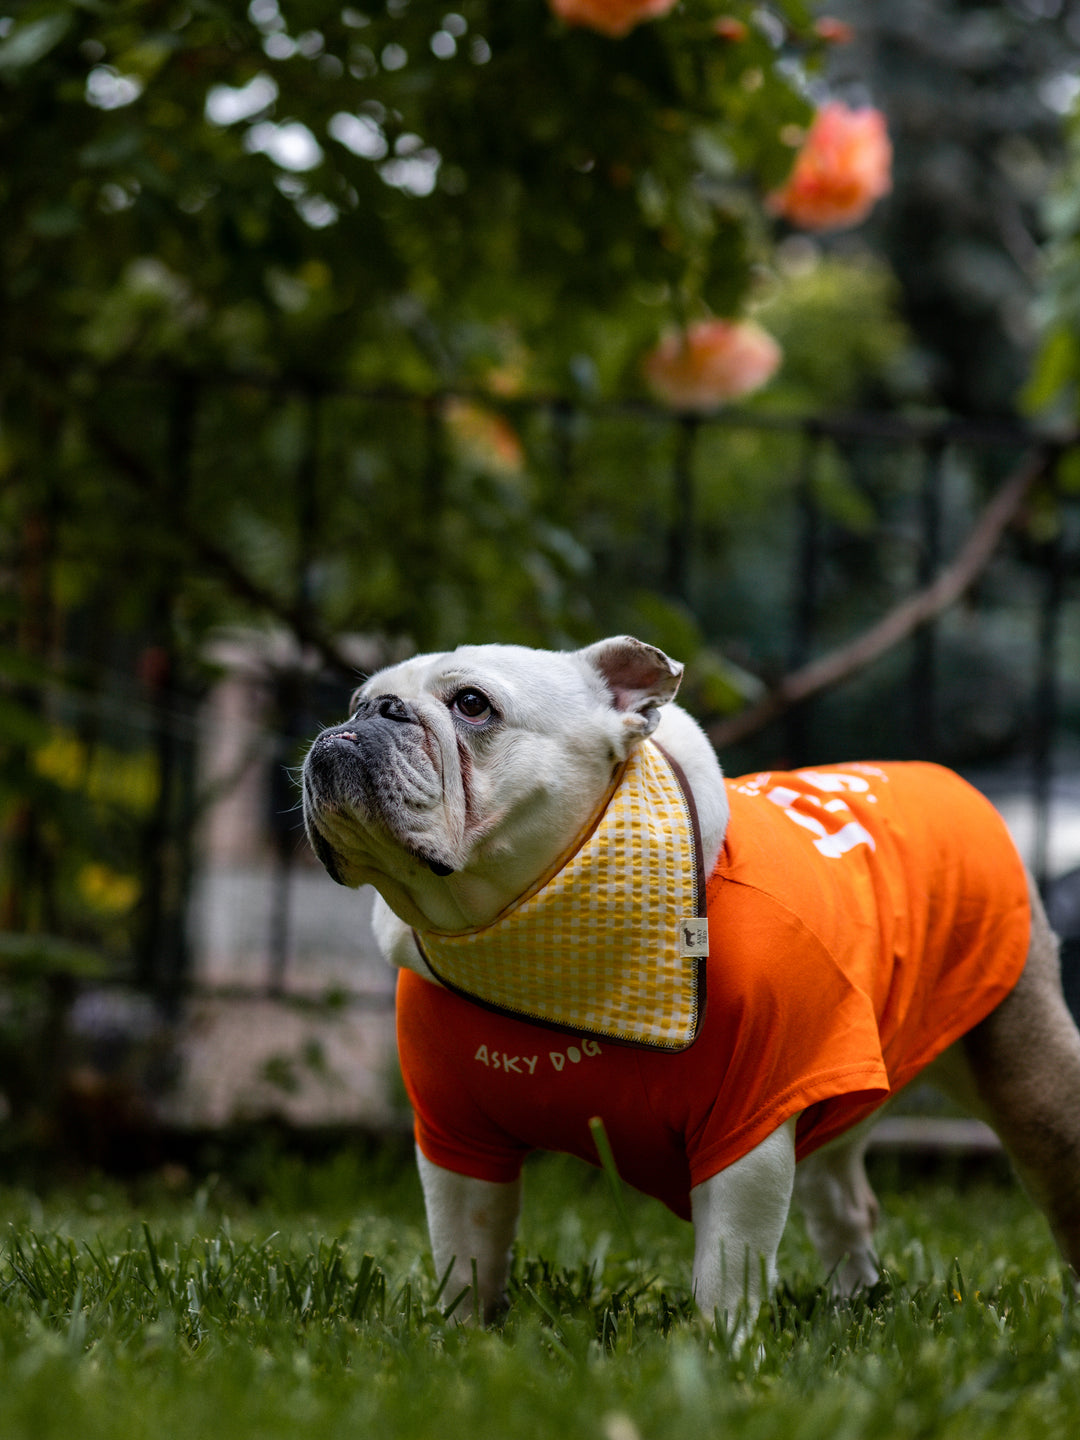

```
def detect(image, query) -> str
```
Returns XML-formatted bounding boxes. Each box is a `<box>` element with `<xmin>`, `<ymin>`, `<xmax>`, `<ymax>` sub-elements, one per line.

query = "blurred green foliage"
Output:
<box><xmin>0</xmin><ymin>0</ymin><xmax>905</xmax><ymax>974</ymax></box>
<box><xmin>824</xmin><ymin>0</ymin><xmax>1078</xmax><ymax>418</ymax></box>
<box><xmin>1028</xmin><ymin>109</ymin><xmax>1080</xmax><ymax>434</ymax></box>
<box><xmin>0</xmin><ymin>0</ymin><xmax>827</xmax><ymax>390</ymax></box>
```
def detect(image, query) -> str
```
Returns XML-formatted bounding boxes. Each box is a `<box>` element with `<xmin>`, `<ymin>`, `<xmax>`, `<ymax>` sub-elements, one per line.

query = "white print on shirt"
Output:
<box><xmin>736</xmin><ymin>767</ymin><xmax>889</xmax><ymax>861</ymax></box>
<box><xmin>473</xmin><ymin>1038</ymin><xmax>602</xmax><ymax>1075</ymax></box>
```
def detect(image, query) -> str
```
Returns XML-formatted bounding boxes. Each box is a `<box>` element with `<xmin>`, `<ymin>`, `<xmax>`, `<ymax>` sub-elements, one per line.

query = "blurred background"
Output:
<box><xmin>2</xmin><ymin>0</ymin><xmax>1080</xmax><ymax>1168</ymax></box>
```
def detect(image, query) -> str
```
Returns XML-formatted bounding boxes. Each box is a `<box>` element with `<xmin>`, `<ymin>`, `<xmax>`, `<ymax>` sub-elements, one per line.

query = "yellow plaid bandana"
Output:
<box><xmin>415</xmin><ymin>740</ymin><xmax>708</xmax><ymax>1051</ymax></box>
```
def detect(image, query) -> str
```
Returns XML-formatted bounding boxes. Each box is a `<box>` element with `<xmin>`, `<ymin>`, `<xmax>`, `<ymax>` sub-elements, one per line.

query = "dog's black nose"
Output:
<box><xmin>373</xmin><ymin>694</ymin><xmax>415</xmax><ymax>724</ymax></box>
<box><xmin>339</xmin><ymin>693</ymin><xmax>418</xmax><ymax>728</ymax></box>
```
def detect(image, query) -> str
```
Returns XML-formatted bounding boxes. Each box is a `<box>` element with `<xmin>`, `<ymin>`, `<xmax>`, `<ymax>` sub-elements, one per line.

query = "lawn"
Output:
<box><xmin>1</xmin><ymin>1141</ymin><xmax>1077</xmax><ymax>1440</ymax></box>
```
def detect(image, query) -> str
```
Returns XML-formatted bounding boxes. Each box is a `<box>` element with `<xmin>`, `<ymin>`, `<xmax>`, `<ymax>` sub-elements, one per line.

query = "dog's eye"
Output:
<box><xmin>450</xmin><ymin>688</ymin><xmax>493</xmax><ymax>724</ymax></box>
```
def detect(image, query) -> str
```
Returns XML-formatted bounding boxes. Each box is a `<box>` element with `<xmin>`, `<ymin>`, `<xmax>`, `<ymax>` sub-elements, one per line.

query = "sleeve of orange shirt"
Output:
<box><xmin>684</xmin><ymin>871</ymin><xmax>893</xmax><ymax>1185</ymax></box>
<box><xmin>708</xmin><ymin>761</ymin><xmax>1031</xmax><ymax>1158</ymax></box>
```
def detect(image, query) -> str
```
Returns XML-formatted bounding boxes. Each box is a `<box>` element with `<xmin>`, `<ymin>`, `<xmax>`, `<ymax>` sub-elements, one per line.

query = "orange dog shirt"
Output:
<box><xmin>396</xmin><ymin>761</ymin><xmax>1030</xmax><ymax>1219</ymax></box>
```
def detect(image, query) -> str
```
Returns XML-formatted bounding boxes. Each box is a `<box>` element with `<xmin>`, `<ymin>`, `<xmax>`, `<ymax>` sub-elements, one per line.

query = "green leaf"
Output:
<box><xmin>1022</xmin><ymin>326</ymin><xmax>1080</xmax><ymax>415</ymax></box>
<box><xmin>0</xmin><ymin>11</ymin><xmax>72</xmax><ymax>75</ymax></box>
<box><xmin>0</xmin><ymin>693</ymin><xmax>45</xmax><ymax>748</ymax></box>
<box><xmin>0</xmin><ymin>931</ymin><xmax>113</xmax><ymax>978</ymax></box>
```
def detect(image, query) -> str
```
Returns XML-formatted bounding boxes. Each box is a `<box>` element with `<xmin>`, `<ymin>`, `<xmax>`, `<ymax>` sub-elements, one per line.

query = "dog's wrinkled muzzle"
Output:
<box><xmin>302</xmin><ymin>695</ymin><xmax>456</xmax><ymax>880</ymax></box>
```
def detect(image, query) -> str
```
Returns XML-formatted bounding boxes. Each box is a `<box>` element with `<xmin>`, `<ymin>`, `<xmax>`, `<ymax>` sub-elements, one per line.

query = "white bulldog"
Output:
<box><xmin>302</xmin><ymin>635</ymin><xmax>1080</xmax><ymax>1333</ymax></box>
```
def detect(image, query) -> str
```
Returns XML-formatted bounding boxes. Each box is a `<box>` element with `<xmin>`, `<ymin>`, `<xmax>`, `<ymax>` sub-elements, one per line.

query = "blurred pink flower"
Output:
<box><xmin>549</xmin><ymin>0</ymin><xmax>678</xmax><ymax>39</ymax></box>
<box><xmin>768</xmin><ymin>102</ymin><xmax>892</xmax><ymax>232</ymax></box>
<box><xmin>643</xmin><ymin>319</ymin><xmax>782</xmax><ymax>411</ymax></box>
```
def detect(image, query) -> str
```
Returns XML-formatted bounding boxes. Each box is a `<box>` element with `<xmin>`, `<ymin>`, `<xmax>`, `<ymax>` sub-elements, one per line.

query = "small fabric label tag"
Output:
<box><xmin>679</xmin><ymin>917</ymin><xmax>709</xmax><ymax>956</ymax></box>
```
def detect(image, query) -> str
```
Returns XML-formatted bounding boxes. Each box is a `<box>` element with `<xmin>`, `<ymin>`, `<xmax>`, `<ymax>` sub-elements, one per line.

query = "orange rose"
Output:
<box><xmin>445</xmin><ymin>399</ymin><xmax>525</xmax><ymax>476</ymax></box>
<box><xmin>713</xmin><ymin>17</ymin><xmax>749</xmax><ymax>42</ymax></box>
<box><xmin>813</xmin><ymin>17</ymin><xmax>855</xmax><ymax>43</ymax></box>
<box><xmin>549</xmin><ymin>0</ymin><xmax>678</xmax><ymax>39</ymax></box>
<box><xmin>643</xmin><ymin>319</ymin><xmax>782</xmax><ymax>412</ymax></box>
<box><xmin>768</xmin><ymin>102</ymin><xmax>892</xmax><ymax>233</ymax></box>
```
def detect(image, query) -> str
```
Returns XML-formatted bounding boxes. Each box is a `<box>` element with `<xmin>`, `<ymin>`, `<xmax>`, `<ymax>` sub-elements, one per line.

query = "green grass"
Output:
<box><xmin>1</xmin><ymin>1147</ymin><xmax>1078</xmax><ymax>1439</ymax></box>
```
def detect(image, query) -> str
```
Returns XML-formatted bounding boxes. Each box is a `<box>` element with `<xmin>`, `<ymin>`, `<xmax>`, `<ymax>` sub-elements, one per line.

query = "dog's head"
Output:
<box><xmin>301</xmin><ymin>636</ymin><xmax>684</xmax><ymax>931</ymax></box>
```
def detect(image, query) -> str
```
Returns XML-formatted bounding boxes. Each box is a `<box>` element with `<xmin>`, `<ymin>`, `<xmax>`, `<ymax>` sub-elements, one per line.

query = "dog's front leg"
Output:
<box><xmin>417</xmin><ymin>1151</ymin><xmax>523</xmax><ymax>1322</ymax></box>
<box><xmin>689</xmin><ymin>1116</ymin><xmax>797</xmax><ymax>1344</ymax></box>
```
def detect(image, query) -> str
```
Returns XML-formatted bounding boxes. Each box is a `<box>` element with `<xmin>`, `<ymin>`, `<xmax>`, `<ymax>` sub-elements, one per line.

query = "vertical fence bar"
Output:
<box><xmin>910</xmin><ymin>435</ymin><xmax>944</xmax><ymax>759</ymax></box>
<box><xmin>138</xmin><ymin>374</ymin><xmax>198</xmax><ymax>1007</ymax></box>
<box><xmin>547</xmin><ymin>397</ymin><xmax>576</xmax><ymax>527</ymax></box>
<box><xmin>785</xmin><ymin>423</ymin><xmax>822</xmax><ymax>763</ymax></box>
<box><xmin>664</xmin><ymin>415</ymin><xmax>700</xmax><ymax>603</ymax></box>
<box><xmin>267</xmin><ymin>385</ymin><xmax>323</xmax><ymax>996</ymax></box>
<box><xmin>408</xmin><ymin>394</ymin><xmax>448</xmax><ymax>649</ymax></box>
<box><xmin>1032</xmin><ymin>453</ymin><xmax>1063</xmax><ymax>896</ymax></box>
<box><xmin>267</xmin><ymin>665</ymin><xmax>297</xmax><ymax>998</ymax></box>
<box><xmin>2</xmin><ymin>458</ymin><xmax>56</xmax><ymax>933</ymax></box>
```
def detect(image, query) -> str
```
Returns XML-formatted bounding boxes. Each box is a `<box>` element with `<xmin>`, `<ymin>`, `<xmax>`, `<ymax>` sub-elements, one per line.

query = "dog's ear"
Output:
<box><xmin>578</xmin><ymin>635</ymin><xmax>683</xmax><ymax>740</ymax></box>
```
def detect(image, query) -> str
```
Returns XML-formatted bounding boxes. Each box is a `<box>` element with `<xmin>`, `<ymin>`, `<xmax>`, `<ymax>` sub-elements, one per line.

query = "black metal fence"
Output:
<box><xmin>4</xmin><ymin>374</ymin><xmax>1080</xmax><ymax>1011</ymax></box>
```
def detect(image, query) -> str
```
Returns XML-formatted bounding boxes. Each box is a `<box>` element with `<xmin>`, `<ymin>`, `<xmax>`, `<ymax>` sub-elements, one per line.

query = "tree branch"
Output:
<box><xmin>707</xmin><ymin>447</ymin><xmax>1054</xmax><ymax>751</ymax></box>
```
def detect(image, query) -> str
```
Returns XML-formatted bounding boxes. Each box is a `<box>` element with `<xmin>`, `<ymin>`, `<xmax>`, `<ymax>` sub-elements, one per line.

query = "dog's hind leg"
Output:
<box><xmin>793</xmin><ymin>1118</ymin><xmax>881</xmax><ymax>1294</ymax></box>
<box><xmin>947</xmin><ymin>872</ymin><xmax>1080</xmax><ymax>1276</ymax></box>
